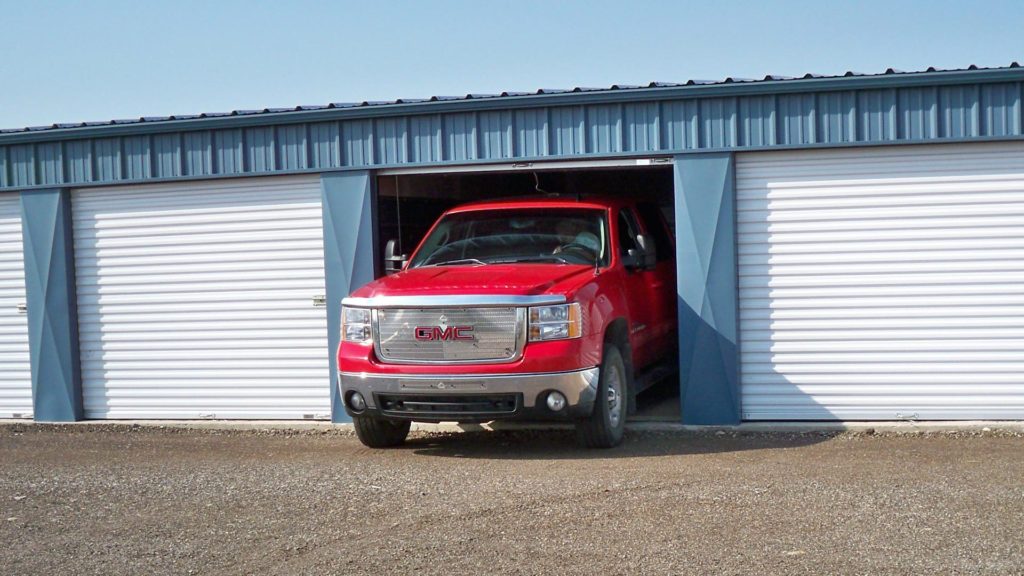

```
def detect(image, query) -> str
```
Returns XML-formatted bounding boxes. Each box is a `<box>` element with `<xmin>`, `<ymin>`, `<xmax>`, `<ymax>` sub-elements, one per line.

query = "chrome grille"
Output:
<box><xmin>374</xmin><ymin>307</ymin><xmax>524</xmax><ymax>363</ymax></box>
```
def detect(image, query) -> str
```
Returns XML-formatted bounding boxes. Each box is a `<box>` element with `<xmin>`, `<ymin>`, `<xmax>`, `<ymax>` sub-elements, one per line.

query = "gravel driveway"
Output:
<box><xmin>1</xmin><ymin>424</ymin><xmax>1022</xmax><ymax>575</ymax></box>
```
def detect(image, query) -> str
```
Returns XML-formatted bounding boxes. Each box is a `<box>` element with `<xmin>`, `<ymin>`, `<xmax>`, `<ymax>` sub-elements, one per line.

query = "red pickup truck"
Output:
<box><xmin>338</xmin><ymin>195</ymin><xmax>677</xmax><ymax>448</ymax></box>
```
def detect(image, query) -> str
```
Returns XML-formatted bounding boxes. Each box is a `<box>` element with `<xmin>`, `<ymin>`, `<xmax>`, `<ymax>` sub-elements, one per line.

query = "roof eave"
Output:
<box><xmin>2</xmin><ymin>67</ymin><xmax>1023</xmax><ymax>145</ymax></box>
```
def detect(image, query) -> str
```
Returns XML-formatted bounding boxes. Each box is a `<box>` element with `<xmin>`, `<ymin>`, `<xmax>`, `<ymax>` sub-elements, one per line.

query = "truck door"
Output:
<box><xmin>634</xmin><ymin>202</ymin><xmax>678</xmax><ymax>358</ymax></box>
<box><xmin>617</xmin><ymin>207</ymin><xmax>675</xmax><ymax>369</ymax></box>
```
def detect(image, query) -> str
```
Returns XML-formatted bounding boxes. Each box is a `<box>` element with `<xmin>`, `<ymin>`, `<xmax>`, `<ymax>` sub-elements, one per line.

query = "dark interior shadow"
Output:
<box><xmin>633</xmin><ymin>377</ymin><xmax>681</xmax><ymax>421</ymax></box>
<box><xmin>406</xmin><ymin>427</ymin><xmax>833</xmax><ymax>461</ymax></box>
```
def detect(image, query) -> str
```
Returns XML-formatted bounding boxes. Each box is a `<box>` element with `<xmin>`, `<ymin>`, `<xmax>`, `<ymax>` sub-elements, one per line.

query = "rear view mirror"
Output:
<box><xmin>384</xmin><ymin>239</ymin><xmax>407</xmax><ymax>275</ymax></box>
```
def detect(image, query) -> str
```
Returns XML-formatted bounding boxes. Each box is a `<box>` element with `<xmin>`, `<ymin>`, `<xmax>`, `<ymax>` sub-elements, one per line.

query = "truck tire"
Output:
<box><xmin>353</xmin><ymin>415</ymin><xmax>411</xmax><ymax>448</ymax></box>
<box><xmin>575</xmin><ymin>344</ymin><xmax>627</xmax><ymax>448</ymax></box>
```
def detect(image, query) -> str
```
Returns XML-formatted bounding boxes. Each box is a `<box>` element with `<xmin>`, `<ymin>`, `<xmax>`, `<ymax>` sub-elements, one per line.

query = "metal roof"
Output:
<box><xmin>4</xmin><ymin>63</ymin><xmax>1024</xmax><ymax>191</ymax></box>
<box><xmin>3</xmin><ymin>63</ymin><xmax>1019</xmax><ymax>135</ymax></box>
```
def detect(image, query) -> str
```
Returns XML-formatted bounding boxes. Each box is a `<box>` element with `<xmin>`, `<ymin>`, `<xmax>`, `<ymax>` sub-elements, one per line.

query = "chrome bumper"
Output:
<box><xmin>339</xmin><ymin>367</ymin><xmax>600</xmax><ymax>413</ymax></box>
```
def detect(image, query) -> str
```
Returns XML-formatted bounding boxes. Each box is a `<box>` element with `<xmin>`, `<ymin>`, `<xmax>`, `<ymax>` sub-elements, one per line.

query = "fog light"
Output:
<box><xmin>348</xmin><ymin>392</ymin><xmax>367</xmax><ymax>412</ymax></box>
<box><xmin>546</xmin><ymin>391</ymin><xmax>567</xmax><ymax>412</ymax></box>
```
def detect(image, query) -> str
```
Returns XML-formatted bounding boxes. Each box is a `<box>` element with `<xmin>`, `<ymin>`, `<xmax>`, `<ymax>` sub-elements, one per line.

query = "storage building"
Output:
<box><xmin>2</xmin><ymin>64</ymin><xmax>1023</xmax><ymax>424</ymax></box>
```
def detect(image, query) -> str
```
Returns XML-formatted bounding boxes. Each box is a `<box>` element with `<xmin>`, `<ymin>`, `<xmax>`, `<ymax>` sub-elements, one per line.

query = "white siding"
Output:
<box><xmin>0</xmin><ymin>195</ymin><xmax>31</xmax><ymax>418</ymax></box>
<box><xmin>73</xmin><ymin>176</ymin><xmax>331</xmax><ymax>419</ymax></box>
<box><xmin>737</xmin><ymin>142</ymin><xmax>1024</xmax><ymax>420</ymax></box>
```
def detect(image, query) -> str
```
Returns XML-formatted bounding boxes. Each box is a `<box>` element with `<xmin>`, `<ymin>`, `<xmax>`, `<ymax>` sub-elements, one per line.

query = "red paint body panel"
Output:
<box><xmin>349</xmin><ymin>264</ymin><xmax>597</xmax><ymax>300</ymax></box>
<box><xmin>339</xmin><ymin>336</ymin><xmax>601</xmax><ymax>375</ymax></box>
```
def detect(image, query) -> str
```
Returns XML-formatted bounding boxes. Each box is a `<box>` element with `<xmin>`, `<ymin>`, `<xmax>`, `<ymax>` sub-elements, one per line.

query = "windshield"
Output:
<box><xmin>408</xmin><ymin>208</ymin><xmax>609</xmax><ymax>268</ymax></box>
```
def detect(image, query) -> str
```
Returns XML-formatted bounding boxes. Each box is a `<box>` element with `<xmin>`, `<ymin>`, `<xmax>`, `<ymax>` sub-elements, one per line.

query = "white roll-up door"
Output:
<box><xmin>737</xmin><ymin>142</ymin><xmax>1024</xmax><ymax>420</ymax></box>
<box><xmin>0</xmin><ymin>195</ymin><xmax>32</xmax><ymax>419</ymax></box>
<box><xmin>73</xmin><ymin>176</ymin><xmax>330</xmax><ymax>419</ymax></box>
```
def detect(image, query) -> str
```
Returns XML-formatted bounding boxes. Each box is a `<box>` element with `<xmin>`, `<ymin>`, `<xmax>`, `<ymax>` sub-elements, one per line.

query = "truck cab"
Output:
<box><xmin>338</xmin><ymin>196</ymin><xmax>676</xmax><ymax>448</ymax></box>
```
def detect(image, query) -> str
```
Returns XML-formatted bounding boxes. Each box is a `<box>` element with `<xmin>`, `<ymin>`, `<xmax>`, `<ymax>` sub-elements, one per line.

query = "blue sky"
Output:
<box><xmin>1</xmin><ymin>0</ymin><xmax>1022</xmax><ymax>130</ymax></box>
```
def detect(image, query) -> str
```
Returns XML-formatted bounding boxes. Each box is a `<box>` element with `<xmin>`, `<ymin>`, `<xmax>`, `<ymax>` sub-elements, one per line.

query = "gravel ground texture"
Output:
<box><xmin>1</xmin><ymin>423</ymin><xmax>1022</xmax><ymax>576</ymax></box>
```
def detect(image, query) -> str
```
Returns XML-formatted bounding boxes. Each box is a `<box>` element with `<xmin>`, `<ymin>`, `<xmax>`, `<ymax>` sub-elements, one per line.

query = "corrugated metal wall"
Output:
<box><xmin>1</xmin><ymin>82</ymin><xmax>1021</xmax><ymax>190</ymax></box>
<box><xmin>736</xmin><ymin>142</ymin><xmax>1024</xmax><ymax>420</ymax></box>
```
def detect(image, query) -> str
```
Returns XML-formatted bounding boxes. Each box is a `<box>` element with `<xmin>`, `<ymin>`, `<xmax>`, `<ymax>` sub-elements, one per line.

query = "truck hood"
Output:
<box><xmin>349</xmin><ymin>264</ymin><xmax>596</xmax><ymax>299</ymax></box>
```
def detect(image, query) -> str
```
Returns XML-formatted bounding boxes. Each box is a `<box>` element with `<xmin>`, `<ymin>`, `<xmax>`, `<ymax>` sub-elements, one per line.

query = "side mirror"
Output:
<box><xmin>384</xmin><ymin>239</ymin><xmax>407</xmax><ymax>275</ymax></box>
<box><xmin>622</xmin><ymin>248</ymin><xmax>643</xmax><ymax>270</ymax></box>
<box><xmin>634</xmin><ymin>234</ymin><xmax>657</xmax><ymax>269</ymax></box>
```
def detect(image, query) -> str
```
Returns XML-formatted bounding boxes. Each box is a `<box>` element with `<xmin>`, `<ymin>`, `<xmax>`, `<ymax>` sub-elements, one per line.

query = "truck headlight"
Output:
<box><xmin>528</xmin><ymin>303</ymin><xmax>582</xmax><ymax>342</ymax></box>
<box><xmin>342</xmin><ymin>307</ymin><xmax>372</xmax><ymax>343</ymax></box>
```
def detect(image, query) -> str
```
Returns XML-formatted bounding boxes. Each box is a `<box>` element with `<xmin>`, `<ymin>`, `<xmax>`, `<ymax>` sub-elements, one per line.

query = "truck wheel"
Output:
<box><xmin>575</xmin><ymin>344</ymin><xmax>627</xmax><ymax>448</ymax></box>
<box><xmin>353</xmin><ymin>415</ymin><xmax>411</xmax><ymax>448</ymax></box>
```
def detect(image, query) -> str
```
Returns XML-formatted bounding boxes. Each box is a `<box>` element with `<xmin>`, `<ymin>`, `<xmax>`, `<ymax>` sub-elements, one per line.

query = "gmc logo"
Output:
<box><xmin>414</xmin><ymin>326</ymin><xmax>474</xmax><ymax>341</ymax></box>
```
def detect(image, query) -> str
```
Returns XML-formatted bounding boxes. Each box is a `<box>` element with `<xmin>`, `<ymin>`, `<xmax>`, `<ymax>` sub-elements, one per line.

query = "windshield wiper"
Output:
<box><xmin>425</xmin><ymin>258</ymin><xmax>488</xmax><ymax>267</ymax></box>
<box><xmin>491</xmin><ymin>256</ymin><xmax>559</xmax><ymax>264</ymax></box>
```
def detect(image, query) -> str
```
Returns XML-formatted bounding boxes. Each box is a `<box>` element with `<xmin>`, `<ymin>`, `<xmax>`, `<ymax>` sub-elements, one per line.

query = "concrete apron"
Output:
<box><xmin>2</xmin><ymin>419</ymin><xmax>1023</xmax><ymax>435</ymax></box>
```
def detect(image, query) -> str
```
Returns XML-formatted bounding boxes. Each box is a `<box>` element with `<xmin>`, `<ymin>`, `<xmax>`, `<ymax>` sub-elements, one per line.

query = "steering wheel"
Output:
<box><xmin>555</xmin><ymin>241</ymin><xmax>595</xmax><ymax>254</ymax></box>
<box><xmin>553</xmin><ymin>243</ymin><xmax>598</xmax><ymax>266</ymax></box>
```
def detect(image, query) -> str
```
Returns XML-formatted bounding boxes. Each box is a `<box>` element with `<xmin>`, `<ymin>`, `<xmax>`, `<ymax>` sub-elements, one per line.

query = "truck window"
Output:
<box><xmin>618</xmin><ymin>209</ymin><xmax>642</xmax><ymax>255</ymax></box>
<box><xmin>634</xmin><ymin>202</ymin><xmax>675</xmax><ymax>263</ymax></box>
<box><xmin>408</xmin><ymin>208</ymin><xmax>610</xmax><ymax>268</ymax></box>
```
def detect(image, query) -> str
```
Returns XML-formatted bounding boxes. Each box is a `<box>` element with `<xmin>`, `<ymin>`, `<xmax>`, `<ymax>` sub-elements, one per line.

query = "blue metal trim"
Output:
<box><xmin>4</xmin><ymin>134</ymin><xmax>1023</xmax><ymax>194</ymax></box>
<box><xmin>20</xmin><ymin>188</ymin><xmax>83</xmax><ymax>422</ymax></box>
<box><xmin>1</xmin><ymin>79</ymin><xmax>1022</xmax><ymax>192</ymax></box>
<box><xmin>321</xmin><ymin>172</ymin><xmax>377</xmax><ymax>423</ymax></box>
<box><xmin>674</xmin><ymin>154</ymin><xmax>740</xmax><ymax>425</ymax></box>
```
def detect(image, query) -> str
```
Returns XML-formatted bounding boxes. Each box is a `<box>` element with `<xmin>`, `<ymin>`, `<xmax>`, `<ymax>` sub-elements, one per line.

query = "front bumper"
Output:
<box><xmin>339</xmin><ymin>367</ymin><xmax>600</xmax><ymax>422</ymax></box>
